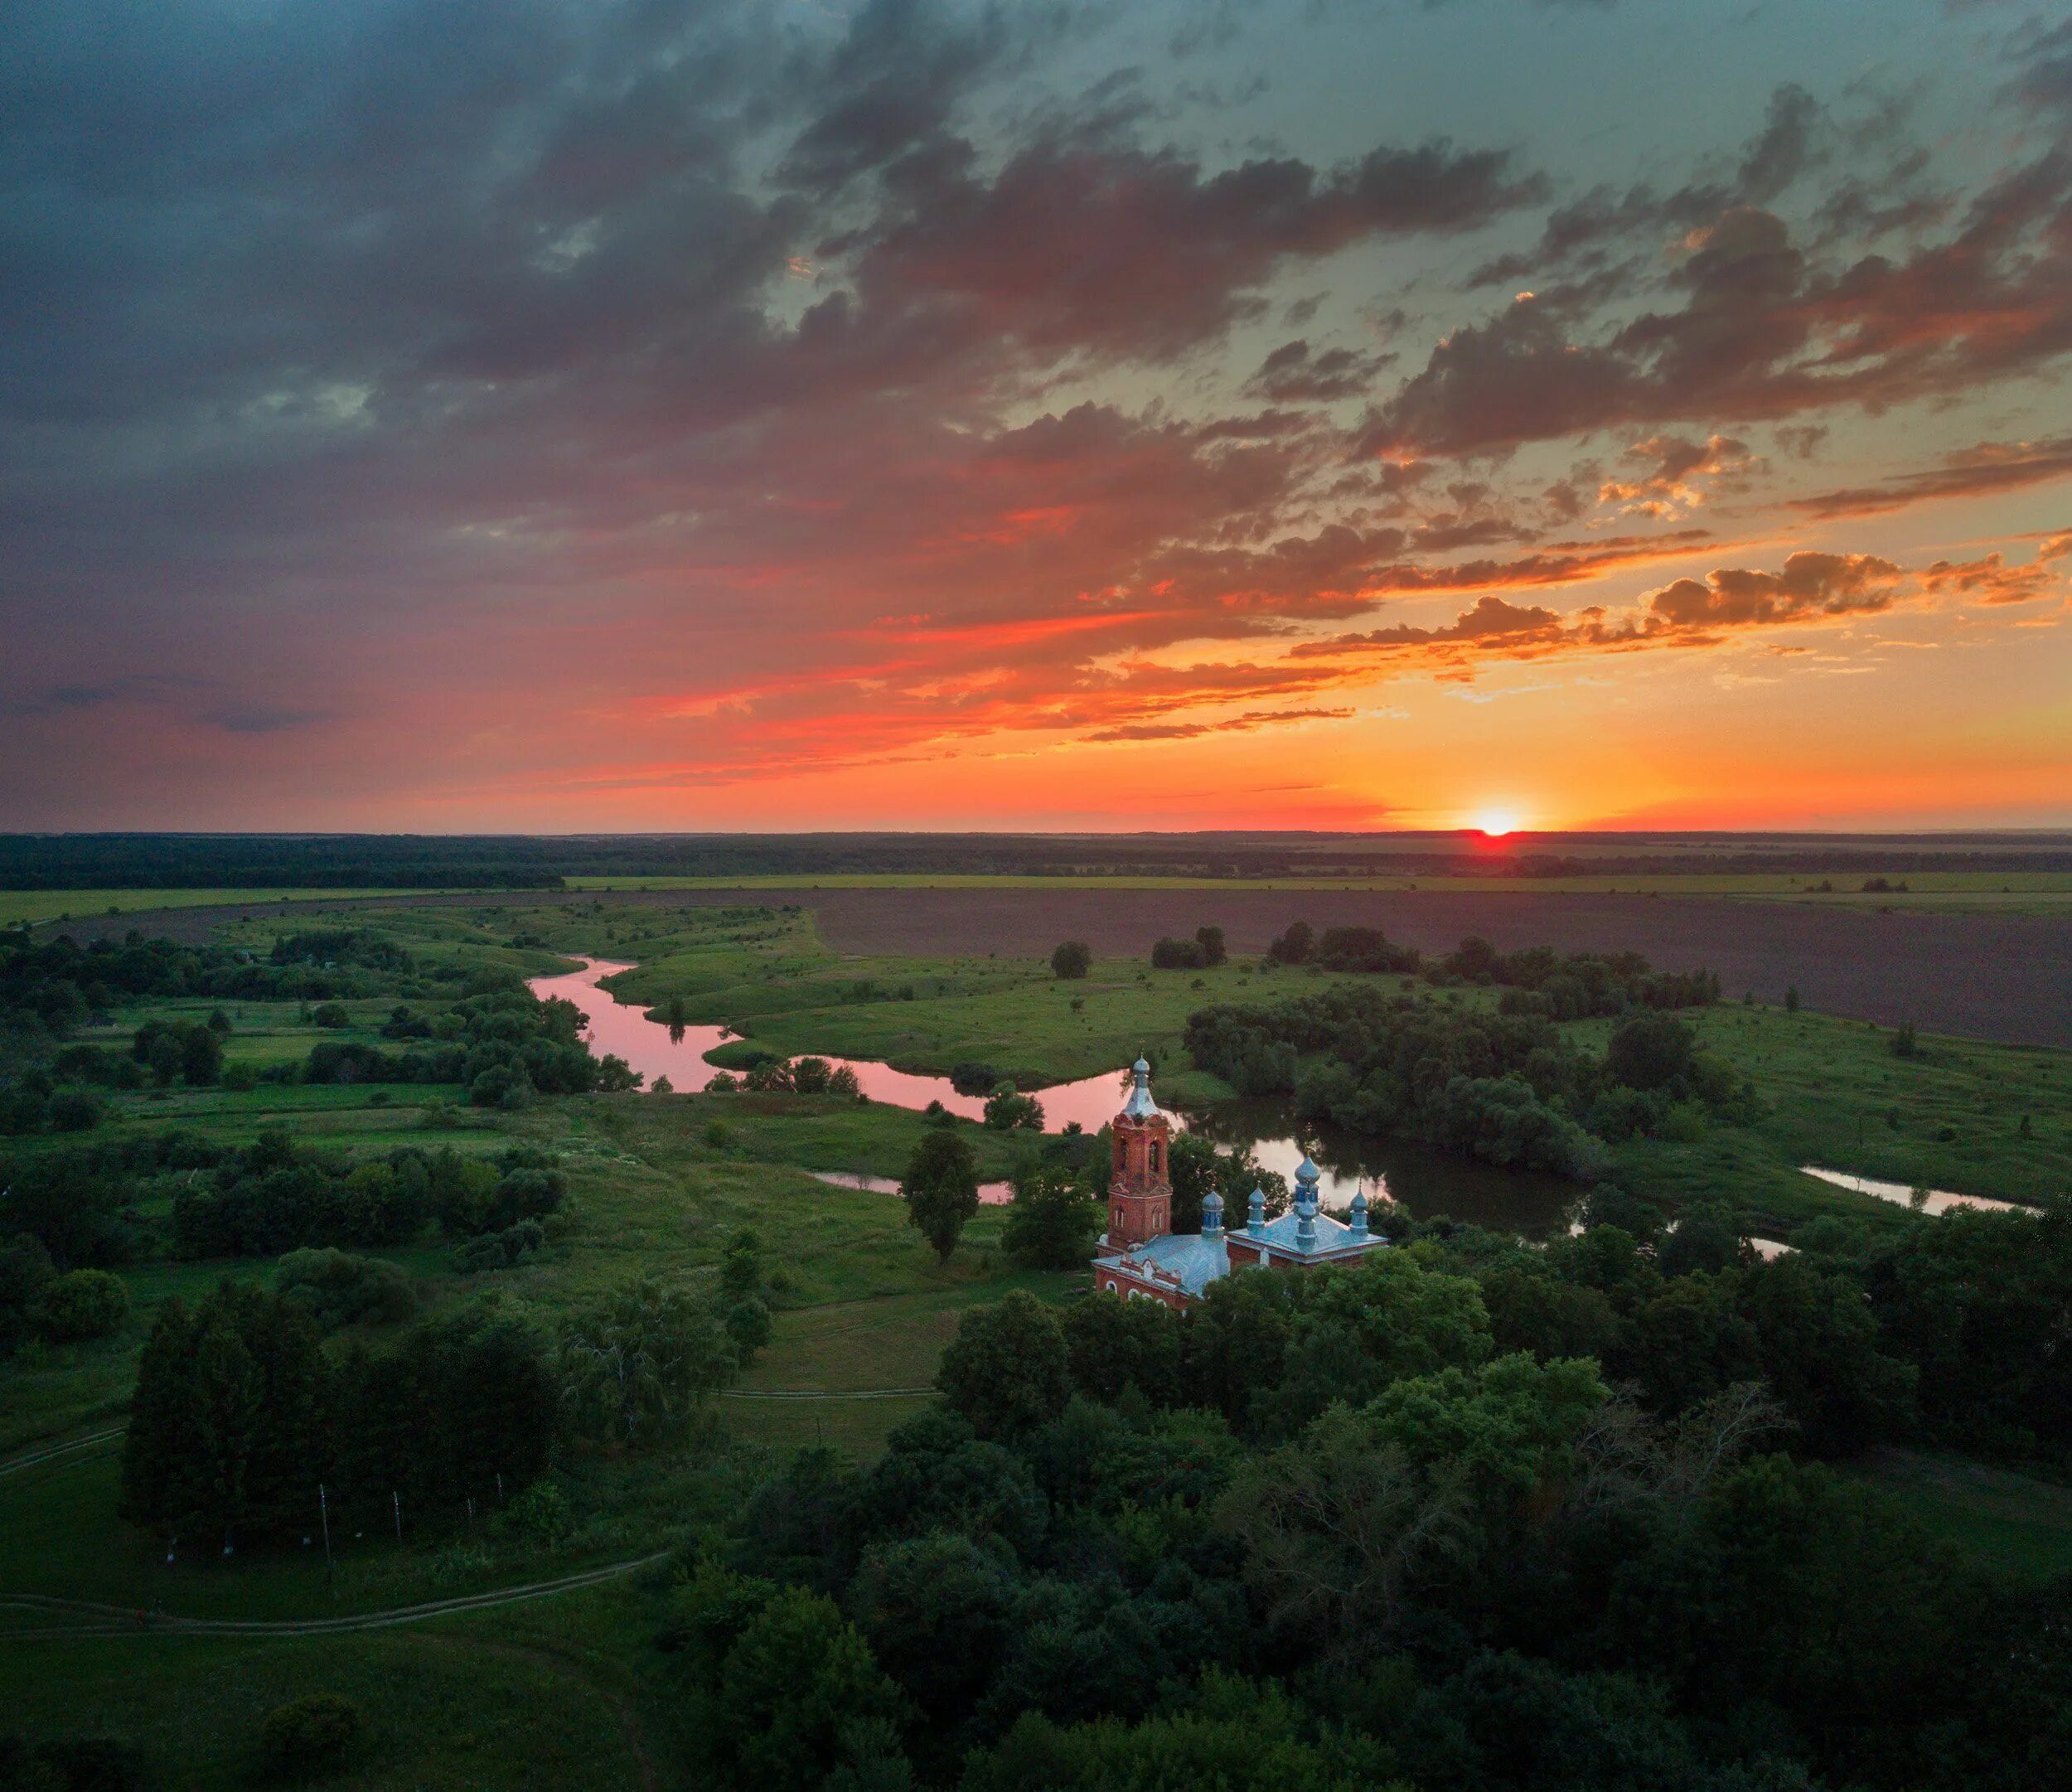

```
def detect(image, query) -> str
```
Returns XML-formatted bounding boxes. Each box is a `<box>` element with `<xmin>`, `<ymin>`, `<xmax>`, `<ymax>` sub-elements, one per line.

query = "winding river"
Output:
<box><xmin>529</xmin><ymin>956</ymin><xmax>1577</xmax><ymax>1236</ymax></box>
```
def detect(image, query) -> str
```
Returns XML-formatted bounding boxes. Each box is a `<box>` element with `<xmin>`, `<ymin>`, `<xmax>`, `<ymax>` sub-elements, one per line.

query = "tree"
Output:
<box><xmin>849</xmin><ymin>1532</ymin><xmax>1018</xmax><ymax>1724</ymax></box>
<box><xmin>1218</xmin><ymin>1404</ymin><xmax>1473</xmax><ymax>1658</ymax></box>
<box><xmin>720</xmin><ymin>1228</ymin><xmax>763</xmax><ymax>1300</ymax></box>
<box><xmin>180</xmin><ymin>1024</ymin><xmax>224</xmax><ymax>1087</ymax></box>
<box><xmin>1001</xmin><ymin>1162</ymin><xmax>1100</xmax><ymax>1269</ymax></box>
<box><xmin>0</xmin><ymin>1233</ymin><xmax>55</xmax><ymax>1355</ymax></box>
<box><xmin>902</xmin><ymin>1131</ymin><xmax>980</xmax><ymax>1262</ymax></box>
<box><xmin>1150</xmin><ymin>937</ymin><xmax>1208</xmax><ymax>970</ymax></box>
<box><xmin>983</xmin><ymin>1082</ymin><xmax>1044</xmax><ymax>1131</ymax></box>
<box><xmin>258</xmin><ymin>1696</ymin><xmax>361</xmax><ymax>1779</ymax></box>
<box><xmin>1061</xmin><ymin>1291</ymin><xmax>1182</xmax><ymax>1404</ymax></box>
<box><xmin>1658</xmin><ymin>1203</ymin><xmax>1745</xmax><ymax>1278</ymax></box>
<box><xmin>1195</xmin><ymin>926</ymin><xmax>1227</xmax><ymax>968</ymax></box>
<box><xmin>726</xmin><ymin>1296</ymin><xmax>773</xmax><ymax>1363</ymax></box>
<box><xmin>717</xmin><ymin>1585</ymin><xmax>913</xmax><ymax>1791</ymax></box>
<box><xmin>562</xmin><ymin>1276</ymin><xmax>734</xmax><ymax>1445</ymax></box>
<box><xmin>38</xmin><ymin>1268</ymin><xmax>129</xmax><ymax>1343</ymax></box>
<box><xmin>937</xmin><ymin>1291</ymin><xmax>1072</xmax><ymax>1440</ymax></box>
<box><xmin>1050</xmin><ymin>941</ymin><xmax>1092</xmax><ymax>981</ymax></box>
<box><xmin>1267</xmin><ymin>920</ymin><xmax>1314</xmax><ymax>965</ymax></box>
<box><xmin>1605</xmin><ymin>1013</ymin><xmax>1698</xmax><ymax>1092</ymax></box>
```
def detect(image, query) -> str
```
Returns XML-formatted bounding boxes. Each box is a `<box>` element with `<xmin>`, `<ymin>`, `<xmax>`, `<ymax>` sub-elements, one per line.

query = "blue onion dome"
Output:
<box><xmin>1202</xmin><ymin>1187</ymin><xmax>1225</xmax><ymax>1235</ymax></box>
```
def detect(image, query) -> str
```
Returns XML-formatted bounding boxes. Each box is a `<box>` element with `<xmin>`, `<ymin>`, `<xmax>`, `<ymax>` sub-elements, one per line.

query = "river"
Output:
<box><xmin>528</xmin><ymin>956</ymin><xmax>1577</xmax><ymax>1236</ymax></box>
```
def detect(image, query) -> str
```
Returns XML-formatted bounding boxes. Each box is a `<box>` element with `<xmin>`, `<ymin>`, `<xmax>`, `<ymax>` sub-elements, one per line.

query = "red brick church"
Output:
<box><xmin>1092</xmin><ymin>1058</ymin><xmax>1387</xmax><ymax>1310</ymax></box>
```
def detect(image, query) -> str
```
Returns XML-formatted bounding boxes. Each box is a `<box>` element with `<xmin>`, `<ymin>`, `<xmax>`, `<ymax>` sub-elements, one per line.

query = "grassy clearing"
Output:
<box><xmin>0</xmin><ymin>1584</ymin><xmax>660</xmax><ymax>1790</ymax></box>
<box><xmin>1843</xmin><ymin>1450</ymin><xmax>2072</xmax><ymax>1581</ymax></box>
<box><xmin>1590</xmin><ymin>1003</ymin><xmax>2072</xmax><ymax>1233</ymax></box>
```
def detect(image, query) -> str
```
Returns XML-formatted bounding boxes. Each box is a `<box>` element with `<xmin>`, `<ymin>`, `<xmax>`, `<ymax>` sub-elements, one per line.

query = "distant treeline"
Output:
<box><xmin>6</xmin><ymin>831</ymin><xmax>2070</xmax><ymax>890</ymax></box>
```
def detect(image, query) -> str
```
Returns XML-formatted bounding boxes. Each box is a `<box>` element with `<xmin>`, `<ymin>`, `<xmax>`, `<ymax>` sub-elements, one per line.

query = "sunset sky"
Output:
<box><xmin>4</xmin><ymin>0</ymin><xmax>2070</xmax><ymax>832</ymax></box>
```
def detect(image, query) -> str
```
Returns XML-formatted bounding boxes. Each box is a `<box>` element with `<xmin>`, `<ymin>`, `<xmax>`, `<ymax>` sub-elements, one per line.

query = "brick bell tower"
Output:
<box><xmin>1107</xmin><ymin>1056</ymin><xmax>1173</xmax><ymax>1247</ymax></box>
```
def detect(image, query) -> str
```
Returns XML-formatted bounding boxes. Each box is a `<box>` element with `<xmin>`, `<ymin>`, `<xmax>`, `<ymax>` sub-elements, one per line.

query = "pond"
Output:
<box><xmin>530</xmin><ymin>957</ymin><xmax>1579</xmax><ymax>1238</ymax></box>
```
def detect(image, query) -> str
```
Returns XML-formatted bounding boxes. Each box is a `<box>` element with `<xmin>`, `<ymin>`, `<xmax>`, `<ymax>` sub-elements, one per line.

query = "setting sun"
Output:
<box><xmin>1474</xmin><ymin>809</ymin><xmax>1520</xmax><ymax>838</ymax></box>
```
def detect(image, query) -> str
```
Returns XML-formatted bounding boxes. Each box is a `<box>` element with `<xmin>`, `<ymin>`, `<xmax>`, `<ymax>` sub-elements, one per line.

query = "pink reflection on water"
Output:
<box><xmin>529</xmin><ymin>957</ymin><xmax>1135</xmax><ymax>1135</ymax></box>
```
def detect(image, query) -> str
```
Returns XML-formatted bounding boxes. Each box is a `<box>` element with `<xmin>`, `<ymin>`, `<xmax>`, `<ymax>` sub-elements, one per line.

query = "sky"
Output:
<box><xmin>3</xmin><ymin>0</ymin><xmax>2070</xmax><ymax>835</ymax></box>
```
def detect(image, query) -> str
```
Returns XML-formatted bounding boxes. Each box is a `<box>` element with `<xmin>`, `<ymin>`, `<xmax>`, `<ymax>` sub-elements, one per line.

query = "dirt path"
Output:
<box><xmin>0</xmin><ymin>1426</ymin><xmax>124</xmax><ymax>1480</ymax></box>
<box><xmin>38</xmin><ymin>884</ymin><xmax>2072</xmax><ymax>1046</ymax></box>
<box><xmin>0</xmin><ymin>1552</ymin><xmax>670</xmax><ymax>1641</ymax></box>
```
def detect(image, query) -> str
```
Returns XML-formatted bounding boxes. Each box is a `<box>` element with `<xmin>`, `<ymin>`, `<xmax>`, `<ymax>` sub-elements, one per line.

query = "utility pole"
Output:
<box><xmin>392</xmin><ymin>1490</ymin><xmax>401</xmax><ymax>1543</ymax></box>
<box><xmin>318</xmin><ymin>1484</ymin><xmax>334</xmax><ymax>1590</ymax></box>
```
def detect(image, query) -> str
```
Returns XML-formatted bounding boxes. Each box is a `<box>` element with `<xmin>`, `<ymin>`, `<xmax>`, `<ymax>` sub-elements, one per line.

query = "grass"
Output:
<box><xmin>562</xmin><ymin>870</ymin><xmax>2072</xmax><ymax>915</ymax></box>
<box><xmin>0</xmin><ymin>888</ymin><xmax>482</xmax><ymax>927</ymax></box>
<box><xmin>1595</xmin><ymin>1002</ymin><xmax>2072</xmax><ymax>1234</ymax></box>
<box><xmin>1846</xmin><ymin>1449</ymin><xmax>2072</xmax><ymax>1581</ymax></box>
<box><xmin>0</xmin><ymin>1584</ymin><xmax>661</xmax><ymax>1789</ymax></box>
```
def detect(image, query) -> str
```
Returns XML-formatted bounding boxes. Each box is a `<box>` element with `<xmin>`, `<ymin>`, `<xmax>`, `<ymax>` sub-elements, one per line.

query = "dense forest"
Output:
<box><xmin>651</xmin><ymin>1196</ymin><xmax>2072</xmax><ymax>1791</ymax></box>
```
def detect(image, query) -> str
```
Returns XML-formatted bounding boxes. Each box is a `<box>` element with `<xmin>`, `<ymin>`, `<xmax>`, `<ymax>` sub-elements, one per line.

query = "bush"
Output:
<box><xmin>500</xmin><ymin>1479</ymin><xmax>573</xmax><ymax>1545</ymax></box>
<box><xmin>258</xmin><ymin>1694</ymin><xmax>362</xmax><ymax>1779</ymax></box>
<box><xmin>45</xmin><ymin>1091</ymin><xmax>100</xmax><ymax>1132</ymax></box>
<box><xmin>310</xmin><ymin>1002</ymin><xmax>351</xmax><ymax>1029</ymax></box>
<box><xmin>39</xmin><ymin>1268</ymin><xmax>129</xmax><ymax>1343</ymax></box>
<box><xmin>1266</xmin><ymin>919</ymin><xmax>1314</xmax><ymax>964</ymax></box>
<box><xmin>277</xmin><ymin>1248</ymin><xmax>416</xmax><ymax>1329</ymax></box>
<box><xmin>1151</xmin><ymin>937</ymin><xmax>1208</xmax><ymax>970</ymax></box>
<box><xmin>983</xmin><ymin>1082</ymin><xmax>1045</xmax><ymax>1131</ymax></box>
<box><xmin>1050</xmin><ymin>941</ymin><xmax>1092</xmax><ymax>980</ymax></box>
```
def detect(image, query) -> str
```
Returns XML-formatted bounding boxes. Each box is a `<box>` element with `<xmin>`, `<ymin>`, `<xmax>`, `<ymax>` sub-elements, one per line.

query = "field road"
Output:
<box><xmin>39</xmin><ymin>884</ymin><xmax>2072</xmax><ymax>1048</ymax></box>
<box><xmin>0</xmin><ymin>1555</ymin><xmax>670</xmax><ymax>1642</ymax></box>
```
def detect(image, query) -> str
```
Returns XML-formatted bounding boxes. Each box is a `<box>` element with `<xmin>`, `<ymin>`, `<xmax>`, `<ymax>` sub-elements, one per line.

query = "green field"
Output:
<box><xmin>564</xmin><ymin>869</ymin><xmax>2072</xmax><ymax>914</ymax></box>
<box><xmin>0</xmin><ymin>888</ymin><xmax>488</xmax><ymax>927</ymax></box>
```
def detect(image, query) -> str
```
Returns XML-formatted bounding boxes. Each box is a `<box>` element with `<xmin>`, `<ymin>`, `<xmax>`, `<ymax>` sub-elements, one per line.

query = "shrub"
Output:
<box><xmin>46</xmin><ymin>1091</ymin><xmax>100</xmax><ymax>1132</ymax></box>
<box><xmin>277</xmin><ymin>1248</ymin><xmax>416</xmax><ymax>1328</ymax></box>
<box><xmin>1150</xmin><ymin>936</ymin><xmax>1208</xmax><ymax>970</ymax></box>
<box><xmin>1050</xmin><ymin>941</ymin><xmax>1092</xmax><ymax>980</ymax></box>
<box><xmin>310</xmin><ymin>1002</ymin><xmax>351</xmax><ymax>1029</ymax></box>
<box><xmin>39</xmin><ymin>1268</ymin><xmax>129</xmax><ymax>1343</ymax></box>
<box><xmin>258</xmin><ymin>1694</ymin><xmax>362</xmax><ymax>1779</ymax></box>
<box><xmin>500</xmin><ymin>1479</ymin><xmax>573</xmax><ymax>1545</ymax></box>
<box><xmin>1266</xmin><ymin>919</ymin><xmax>1314</xmax><ymax>964</ymax></box>
<box><xmin>983</xmin><ymin>1082</ymin><xmax>1044</xmax><ymax>1131</ymax></box>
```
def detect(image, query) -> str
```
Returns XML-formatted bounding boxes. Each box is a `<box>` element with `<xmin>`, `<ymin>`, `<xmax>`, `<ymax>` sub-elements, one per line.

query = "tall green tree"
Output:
<box><xmin>562</xmin><ymin>1276</ymin><xmax>733</xmax><ymax>1446</ymax></box>
<box><xmin>716</xmin><ymin>1585</ymin><xmax>913</xmax><ymax>1790</ymax></box>
<box><xmin>1000</xmin><ymin>1162</ymin><xmax>1099</xmax><ymax>1270</ymax></box>
<box><xmin>937</xmin><ymin>1291</ymin><xmax>1072</xmax><ymax>1441</ymax></box>
<box><xmin>902</xmin><ymin>1131</ymin><xmax>980</xmax><ymax>1262</ymax></box>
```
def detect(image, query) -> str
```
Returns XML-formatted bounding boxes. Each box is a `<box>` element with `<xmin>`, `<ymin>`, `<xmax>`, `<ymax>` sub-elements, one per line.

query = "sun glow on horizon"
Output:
<box><xmin>1473</xmin><ymin>807</ymin><xmax>1521</xmax><ymax>837</ymax></box>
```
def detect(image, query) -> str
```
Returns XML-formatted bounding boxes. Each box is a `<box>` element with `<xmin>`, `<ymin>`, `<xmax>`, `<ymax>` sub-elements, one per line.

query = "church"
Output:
<box><xmin>1092</xmin><ymin>1058</ymin><xmax>1387</xmax><ymax>1310</ymax></box>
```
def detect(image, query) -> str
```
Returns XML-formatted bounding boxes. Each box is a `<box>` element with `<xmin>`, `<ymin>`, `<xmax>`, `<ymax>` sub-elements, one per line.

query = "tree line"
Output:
<box><xmin>119</xmin><ymin>1237</ymin><xmax>778</xmax><ymax>1554</ymax></box>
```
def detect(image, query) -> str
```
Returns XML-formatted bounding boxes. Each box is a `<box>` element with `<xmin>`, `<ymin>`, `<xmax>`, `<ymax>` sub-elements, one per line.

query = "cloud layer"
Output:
<box><xmin>2</xmin><ymin>0</ymin><xmax>2070</xmax><ymax>827</ymax></box>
